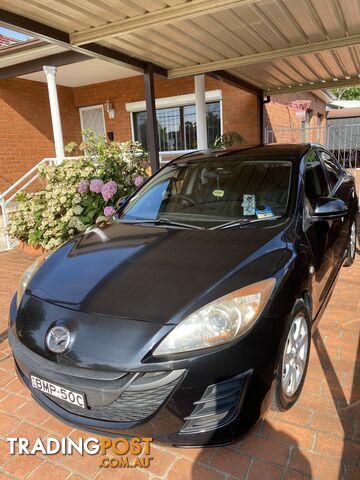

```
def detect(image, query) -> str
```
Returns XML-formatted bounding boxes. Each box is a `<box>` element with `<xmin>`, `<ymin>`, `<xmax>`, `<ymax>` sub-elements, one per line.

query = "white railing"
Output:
<box><xmin>0</xmin><ymin>156</ymin><xmax>81</xmax><ymax>251</ymax></box>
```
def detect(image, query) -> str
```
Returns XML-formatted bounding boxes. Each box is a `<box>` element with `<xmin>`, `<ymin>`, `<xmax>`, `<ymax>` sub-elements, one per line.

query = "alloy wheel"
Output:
<box><xmin>350</xmin><ymin>221</ymin><xmax>356</xmax><ymax>259</ymax></box>
<box><xmin>281</xmin><ymin>315</ymin><xmax>309</xmax><ymax>397</ymax></box>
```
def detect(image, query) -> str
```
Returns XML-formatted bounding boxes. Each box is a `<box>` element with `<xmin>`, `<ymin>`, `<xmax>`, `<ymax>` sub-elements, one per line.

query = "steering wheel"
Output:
<box><xmin>176</xmin><ymin>194</ymin><xmax>199</xmax><ymax>207</ymax></box>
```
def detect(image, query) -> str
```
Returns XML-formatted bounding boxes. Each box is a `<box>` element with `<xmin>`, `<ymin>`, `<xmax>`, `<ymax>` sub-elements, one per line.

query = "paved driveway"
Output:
<box><xmin>0</xmin><ymin>248</ymin><xmax>359</xmax><ymax>480</ymax></box>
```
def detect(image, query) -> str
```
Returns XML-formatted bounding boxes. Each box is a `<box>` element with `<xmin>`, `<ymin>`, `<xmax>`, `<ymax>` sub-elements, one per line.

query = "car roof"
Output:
<box><xmin>170</xmin><ymin>143</ymin><xmax>315</xmax><ymax>165</ymax></box>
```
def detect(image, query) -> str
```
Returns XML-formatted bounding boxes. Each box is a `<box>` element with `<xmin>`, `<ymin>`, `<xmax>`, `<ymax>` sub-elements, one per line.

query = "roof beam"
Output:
<box><xmin>71</xmin><ymin>0</ymin><xmax>257</xmax><ymax>45</ymax></box>
<box><xmin>207</xmin><ymin>70</ymin><xmax>262</xmax><ymax>96</ymax></box>
<box><xmin>0</xmin><ymin>51</ymin><xmax>88</xmax><ymax>80</ymax></box>
<box><xmin>0</xmin><ymin>8</ymin><xmax>69</xmax><ymax>44</ymax></box>
<box><xmin>168</xmin><ymin>34</ymin><xmax>360</xmax><ymax>78</ymax></box>
<box><xmin>267</xmin><ymin>76</ymin><xmax>360</xmax><ymax>95</ymax></box>
<box><xmin>0</xmin><ymin>8</ymin><xmax>167</xmax><ymax>76</ymax></box>
<box><xmin>80</xmin><ymin>43</ymin><xmax>166</xmax><ymax>76</ymax></box>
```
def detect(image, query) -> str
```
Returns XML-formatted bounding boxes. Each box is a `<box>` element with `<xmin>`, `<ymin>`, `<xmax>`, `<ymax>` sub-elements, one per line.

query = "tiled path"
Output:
<box><xmin>0</xmin><ymin>246</ymin><xmax>359</xmax><ymax>480</ymax></box>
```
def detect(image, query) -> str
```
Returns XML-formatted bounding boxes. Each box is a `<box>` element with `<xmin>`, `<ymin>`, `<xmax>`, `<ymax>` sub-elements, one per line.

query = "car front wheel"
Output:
<box><xmin>272</xmin><ymin>299</ymin><xmax>311</xmax><ymax>411</ymax></box>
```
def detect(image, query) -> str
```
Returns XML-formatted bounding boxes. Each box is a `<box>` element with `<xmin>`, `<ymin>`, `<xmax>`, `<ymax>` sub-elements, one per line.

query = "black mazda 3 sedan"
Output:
<box><xmin>9</xmin><ymin>144</ymin><xmax>358</xmax><ymax>446</ymax></box>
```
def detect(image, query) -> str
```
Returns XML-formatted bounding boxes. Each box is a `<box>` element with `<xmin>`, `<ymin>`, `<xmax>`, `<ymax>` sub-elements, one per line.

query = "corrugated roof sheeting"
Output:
<box><xmin>0</xmin><ymin>0</ymin><xmax>191</xmax><ymax>33</ymax></box>
<box><xmin>0</xmin><ymin>0</ymin><xmax>359</xmax><ymax>92</ymax></box>
<box><xmin>230</xmin><ymin>45</ymin><xmax>360</xmax><ymax>93</ymax></box>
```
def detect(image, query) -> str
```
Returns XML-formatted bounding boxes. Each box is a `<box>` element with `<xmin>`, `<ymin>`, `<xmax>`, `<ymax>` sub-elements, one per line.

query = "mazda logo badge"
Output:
<box><xmin>46</xmin><ymin>326</ymin><xmax>71</xmax><ymax>353</ymax></box>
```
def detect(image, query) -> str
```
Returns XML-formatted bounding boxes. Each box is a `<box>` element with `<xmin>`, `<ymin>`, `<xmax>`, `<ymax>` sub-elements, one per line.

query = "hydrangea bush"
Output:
<box><xmin>8</xmin><ymin>132</ymin><xmax>149</xmax><ymax>251</ymax></box>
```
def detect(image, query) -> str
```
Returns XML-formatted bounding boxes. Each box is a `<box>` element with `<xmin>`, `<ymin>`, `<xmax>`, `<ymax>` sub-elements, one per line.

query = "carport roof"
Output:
<box><xmin>0</xmin><ymin>0</ymin><xmax>360</xmax><ymax>94</ymax></box>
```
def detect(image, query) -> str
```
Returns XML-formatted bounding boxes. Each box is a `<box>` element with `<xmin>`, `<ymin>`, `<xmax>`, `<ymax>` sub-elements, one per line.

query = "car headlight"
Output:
<box><xmin>153</xmin><ymin>278</ymin><xmax>276</xmax><ymax>356</ymax></box>
<box><xmin>16</xmin><ymin>255</ymin><xmax>47</xmax><ymax>310</ymax></box>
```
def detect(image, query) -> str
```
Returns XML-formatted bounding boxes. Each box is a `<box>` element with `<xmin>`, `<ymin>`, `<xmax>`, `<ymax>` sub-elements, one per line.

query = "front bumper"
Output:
<box><xmin>9</xmin><ymin>296</ymin><xmax>281</xmax><ymax>447</ymax></box>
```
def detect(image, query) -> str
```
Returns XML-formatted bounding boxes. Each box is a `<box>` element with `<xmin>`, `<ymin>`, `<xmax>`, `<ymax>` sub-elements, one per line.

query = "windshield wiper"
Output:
<box><xmin>211</xmin><ymin>216</ymin><xmax>282</xmax><ymax>230</ymax></box>
<box><xmin>119</xmin><ymin>218</ymin><xmax>204</xmax><ymax>230</ymax></box>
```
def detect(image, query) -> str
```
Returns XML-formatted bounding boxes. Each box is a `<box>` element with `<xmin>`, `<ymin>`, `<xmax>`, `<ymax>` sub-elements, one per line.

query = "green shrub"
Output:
<box><xmin>214</xmin><ymin>131</ymin><xmax>246</xmax><ymax>148</ymax></box>
<box><xmin>8</xmin><ymin>133</ymin><xmax>149</xmax><ymax>251</ymax></box>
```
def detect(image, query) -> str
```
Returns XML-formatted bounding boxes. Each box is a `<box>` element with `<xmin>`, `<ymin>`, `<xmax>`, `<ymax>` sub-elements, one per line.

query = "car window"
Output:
<box><xmin>120</xmin><ymin>157</ymin><xmax>293</xmax><ymax>228</ymax></box>
<box><xmin>319</xmin><ymin>150</ymin><xmax>342</xmax><ymax>191</ymax></box>
<box><xmin>304</xmin><ymin>150</ymin><xmax>329</xmax><ymax>205</ymax></box>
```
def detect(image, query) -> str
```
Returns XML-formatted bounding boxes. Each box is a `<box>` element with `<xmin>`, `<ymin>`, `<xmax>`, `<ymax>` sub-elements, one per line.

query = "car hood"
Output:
<box><xmin>28</xmin><ymin>221</ymin><xmax>288</xmax><ymax>324</ymax></box>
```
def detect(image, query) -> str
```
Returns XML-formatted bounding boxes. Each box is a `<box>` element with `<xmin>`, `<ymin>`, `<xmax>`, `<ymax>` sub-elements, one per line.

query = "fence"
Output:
<box><xmin>265</xmin><ymin>123</ymin><xmax>360</xmax><ymax>169</ymax></box>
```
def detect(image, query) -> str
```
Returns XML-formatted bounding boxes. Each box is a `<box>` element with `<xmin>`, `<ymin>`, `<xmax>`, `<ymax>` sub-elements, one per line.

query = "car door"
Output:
<box><xmin>318</xmin><ymin>149</ymin><xmax>351</xmax><ymax>269</ymax></box>
<box><xmin>302</xmin><ymin>149</ymin><xmax>335</xmax><ymax>315</ymax></box>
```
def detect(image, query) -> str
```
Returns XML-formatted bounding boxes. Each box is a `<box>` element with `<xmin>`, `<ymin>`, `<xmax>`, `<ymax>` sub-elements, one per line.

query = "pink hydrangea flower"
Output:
<box><xmin>101</xmin><ymin>181</ymin><xmax>118</xmax><ymax>201</ymax></box>
<box><xmin>77</xmin><ymin>179</ymin><xmax>89</xmax><ymax>194</ymax></box>
<box><xmin>104</xmin><ymin>206</ymin><xmax>116</xmax><ymax>217</ymax></box>
<box><xmin>134</xmin><ymin>175</ymin><xmax>144</xmax><ymax>188</ymax></box>
<box><xmin>90</xmin><ymin>179</ymin><xmax>104</xmax><ymax>193</ymax></box>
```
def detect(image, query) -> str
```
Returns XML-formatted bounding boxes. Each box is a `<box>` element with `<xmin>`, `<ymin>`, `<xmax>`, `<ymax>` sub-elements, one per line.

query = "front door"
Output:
<box><xmin>318</xmin><ymin>150</ymin><xmax>350</xmax><ymax>270</ymax></box>
<box><xmin>302</xmin><ymin>149</ymin><xmax>335</xmax><ymax>315</ymax></box>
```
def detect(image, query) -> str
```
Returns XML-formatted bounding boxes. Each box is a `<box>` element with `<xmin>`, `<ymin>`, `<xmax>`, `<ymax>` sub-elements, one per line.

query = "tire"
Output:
<box><xmin>343</xmin><ymin>220</ymin><xmax>357</xmax><ymax>267</ymax></box>
<box><xmin>272</xmin><ymin>299</ymin><xmax>311</xmax><ymax>412</ymax></box>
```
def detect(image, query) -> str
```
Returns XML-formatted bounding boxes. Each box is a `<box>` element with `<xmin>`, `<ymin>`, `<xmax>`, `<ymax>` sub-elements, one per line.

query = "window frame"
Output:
<box><xmin>131</xmin><ymin>101</ymin><xmax>222</xmax><ymax>154</ymax></box>
<box><xmin>127</xmin><ymin>91</ymin><xmax>223</xmax><ymax>160</ymax></box>
<box><xmin>317</xmin><ymin>148</ymin><xmax>344</xmax><ymax>194</ymax></box>
<box><xmin>303</xmin><ymin>149</ymin><xmax>330</xmax><ymax>204</ymax></box>
<box><xmin>79</xmin><ymin>104</ymin><xmax>106</xmax><ymax>140</ymax></box>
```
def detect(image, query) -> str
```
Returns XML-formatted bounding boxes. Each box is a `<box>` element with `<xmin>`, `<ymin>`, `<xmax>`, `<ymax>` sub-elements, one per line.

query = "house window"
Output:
<box><xmin>79</xmin><ymin>105</ymin><xmax>106</xmax><ymax>139</ymax></box>
<box><xmin>132</xmin><ymin>101</ymin><xmax>221</xmax><ymax>152</ymax></box>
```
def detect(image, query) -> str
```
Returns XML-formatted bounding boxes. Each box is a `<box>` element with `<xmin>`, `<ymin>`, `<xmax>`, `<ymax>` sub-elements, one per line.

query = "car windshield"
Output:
<box><xmin>119</xmin><ymin>156</ymin><xmax>292</xmax><ymax>229</ymax></box>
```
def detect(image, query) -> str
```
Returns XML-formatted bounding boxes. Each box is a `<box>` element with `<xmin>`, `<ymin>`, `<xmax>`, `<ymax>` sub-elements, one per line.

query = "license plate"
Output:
<box><xmin>30</xmin><ymin>375</ymin><xmax>86</xmax><ymax>409</ymax></box>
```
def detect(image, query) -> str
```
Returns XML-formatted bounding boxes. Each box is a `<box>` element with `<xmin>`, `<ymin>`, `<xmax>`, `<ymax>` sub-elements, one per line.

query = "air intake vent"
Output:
<box><xmin>180</xmin><ymin>370</ymin><xmax>252</xmax><ymax>434</ymax></box>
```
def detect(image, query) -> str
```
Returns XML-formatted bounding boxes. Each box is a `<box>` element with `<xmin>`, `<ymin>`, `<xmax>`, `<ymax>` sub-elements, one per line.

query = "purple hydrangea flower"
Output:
<box><xmin>104</xmin><ymin>206</ymin><xmax>116</xmax><ymax>217</ymax></box>
<box><xmin>90</xmin><ymin>179</ymin><xmax>104</xmax><ymax>193</ymax></box>
<box><xmin>134</xmin><ymin>175</ymin><xmax>144</xmax><ymax>188</ymax></box>
<box><xmin>101</xmin><ymin>181</ymin><xmax>118</xmax><ymax>201</ymax></box>
<box><xmin>77</xmin><ymin>179</ymin><xmax>89</xmax><ymax>194</ymax></box>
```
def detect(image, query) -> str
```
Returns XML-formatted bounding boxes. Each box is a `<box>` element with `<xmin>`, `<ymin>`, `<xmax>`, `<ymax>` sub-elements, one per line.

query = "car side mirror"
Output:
<box><xmin>311</xmin><ymin>197</ymin><xmax>348</xmax><ymax>221</ymax></box>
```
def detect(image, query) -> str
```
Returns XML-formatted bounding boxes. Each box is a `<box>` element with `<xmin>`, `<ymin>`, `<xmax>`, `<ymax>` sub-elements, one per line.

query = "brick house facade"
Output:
<box><xmin>73</xmin><ymin>75</ymin><xmax>260</xmax><ymax>147</ymax></box>
<box><xmin>0</xmin><ymin>74</ymin><xmax>328</xmax><ymax>192</ymax></box>
<box><xmin>265</xmin><ymin>91</ymin><xmax>327</xmax><ymax>144</ymax></box>
<box><xmin>0</xmin><ymin>78</ymin><xmax>79</xmax><ymax>191</ymax></box>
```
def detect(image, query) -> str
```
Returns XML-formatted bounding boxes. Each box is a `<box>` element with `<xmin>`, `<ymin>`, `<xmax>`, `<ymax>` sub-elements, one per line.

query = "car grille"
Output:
<box><xmin>45</xmin><ymin>376</ymin><xmax>181</xmax><ymax>422</ymax></box>
<box><xmin>10</xmin><ymin>329</ymin><xmax>185</xmax><ymax>424</ymax></box>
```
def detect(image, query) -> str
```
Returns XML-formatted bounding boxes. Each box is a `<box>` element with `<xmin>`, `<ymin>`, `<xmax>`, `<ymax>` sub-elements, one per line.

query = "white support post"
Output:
<box><xmin>43</xmin><ymin>66</ymin><xmax>64</xmax><ymax>164</ymax></box>
<box><xmin>195</xmin><ymin>74</ymin><xmax>208</xmax><ymax>150</ymax></box>
<box><xmin>1</xmin><ymin>198</ymin><xmax>10</xmax><ymax>250</ymax></box>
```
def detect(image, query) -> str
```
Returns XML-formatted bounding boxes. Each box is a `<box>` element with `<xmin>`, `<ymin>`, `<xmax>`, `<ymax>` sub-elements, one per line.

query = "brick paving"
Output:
<box><xmin>0</xmin><ymin>246</ymin><xmax>359</xmax><ymax>480</ymax></box>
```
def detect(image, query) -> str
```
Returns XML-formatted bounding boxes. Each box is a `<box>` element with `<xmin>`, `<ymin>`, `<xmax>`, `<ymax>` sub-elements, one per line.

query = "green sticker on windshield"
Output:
<box><xmin>213</xmin><ymin>189</ymin><xmax>224</xmax><ymax>198</ymax></box>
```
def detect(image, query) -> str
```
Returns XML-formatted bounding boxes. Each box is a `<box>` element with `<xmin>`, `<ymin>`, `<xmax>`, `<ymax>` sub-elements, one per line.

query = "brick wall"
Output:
<box><xmin>265</xmin><ymin>91</ymin><xmax>327</xmax><ymax>143</ymax></box>
<box><xmin>0</xmin><ymin>78</ymin><xmax>80</xmax><ymax>192</ymax></box>
<box><xmin>0</xmin><ymin>74</ymin><xmax>327</xmax><ymax>193</ymax></box>
<box><xmin>72</xmin><ymin>75</ymin><xmax>260</xmax><ymax>145</ymax></box>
